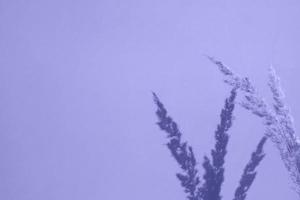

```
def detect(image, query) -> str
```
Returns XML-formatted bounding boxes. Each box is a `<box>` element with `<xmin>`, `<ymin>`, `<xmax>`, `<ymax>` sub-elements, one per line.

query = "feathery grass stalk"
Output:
<box><xmin>152</xmin><ymin>92</ymin><xmax>201</xmax><ymax>200</ymax></box>
<box><xmin>207</xmin><ymin>56</ymin><xmax>300</xmax><ymax>195</ymax></box>
<box><xmin>199</xmin><ymin>89</ymin><xmax>236</xmax><ymax>200</ymax></box>
<box><xmin>153</xmin><ymin>89</ymin><xmax>265</xmax><ymax>200</ymax></box>
<box><xmin>233</xmin><ymin>136</ymin><xmax>267</xmax><ymax>200</ymax></box>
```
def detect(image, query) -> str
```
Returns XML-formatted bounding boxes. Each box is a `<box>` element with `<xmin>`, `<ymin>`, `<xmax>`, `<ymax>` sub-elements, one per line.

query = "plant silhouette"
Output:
<box><xmin>153</xmin><ymin>89</ymin><xmax>266</xmax><ymax>200</ymax></box>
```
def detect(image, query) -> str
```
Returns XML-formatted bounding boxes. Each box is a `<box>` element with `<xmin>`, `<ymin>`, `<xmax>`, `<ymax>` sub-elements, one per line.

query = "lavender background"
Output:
<box><xmin>1</xmin><ymin>0</ymin><xmax>300</xmax><ymax>199</ymax></box>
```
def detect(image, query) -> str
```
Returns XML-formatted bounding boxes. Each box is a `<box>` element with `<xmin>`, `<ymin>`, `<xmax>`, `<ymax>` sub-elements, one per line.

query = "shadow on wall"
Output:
<box><xmin>152</xmin><ymin>88</ymin><xmax>266</xmax><ymax>200</ymax></box>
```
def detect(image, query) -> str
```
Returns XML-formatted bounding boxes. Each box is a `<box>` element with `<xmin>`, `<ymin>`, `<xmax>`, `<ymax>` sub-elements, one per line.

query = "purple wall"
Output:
<box><xmin>0</xmin><ymin>0</ymin><xmax>300</xmax><ymax>199</ymax></box>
